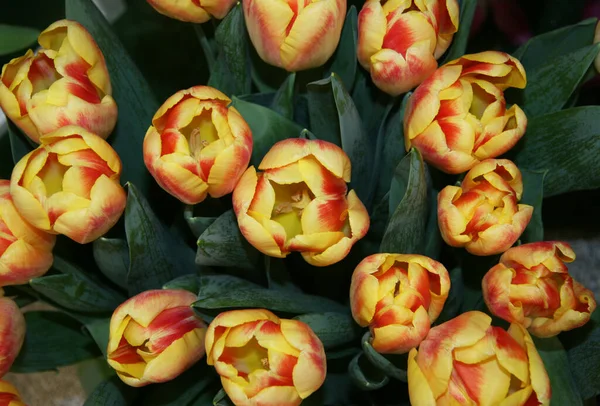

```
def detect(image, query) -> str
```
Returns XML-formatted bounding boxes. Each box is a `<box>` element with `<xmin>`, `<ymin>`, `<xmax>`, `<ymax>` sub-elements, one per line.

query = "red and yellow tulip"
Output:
<box><xmin>147</xmin><ymin>0</ymin><xmax>237</xmax><ymax>23</ymax></box>
<box><xmin>0</xmin><ymin>381</ymin><xmax>26</xmax><ymax>406</ymax></box>
<box><xmin>243</xmin><ymin>0</ymin><xmax>346</xmax><ymax>71</ymax></box>
<box><xmin>404</xmin><ymin>51</ymin><xmax>527</xmax><ymax>174</ymax></box>
<box><xmin>10</xmin><ymin>126</ymin><xmax>126</xmax><ymax>244</ymax></box>
<box><xmin>0</xmin><ymin>296</ymin><xmax>25</xmax><ymax>379</ymax></box>
<box><xmin>205</xmin><ymin>309</ymin><xmax>326</xmax><ymax>406</ymax></box>
<box><xmin>143</xmin><ymin>86</ymin><xmax>253</xmax><ymax>205</ymax></box>
<box><xmin>350</xmin><ymin>253</ymin><xmax>450</xmax><ymax>354</ymax></box>
<box><xmin>438</xmin><ymin>159</ymin><xmax>533</xmax><ymax>255</ymax></box>
<box><xmin>483</xmin><ymin>241</ymin><xmax>597</xmax><ymax>338</ymax></box>
<box><xmin>107</xmin><ymin>289</ymin><xmax>206</xmax><ymax>387</ymax></box>
<box><xmin>0</xmin><ymin>20</ymin><xmax>117</xmax><ymax>144</ymax></box>
<box><xmin>233</xmin><ymin>138</ymin><xmax>369</xmax><ymax>267</ymax></box>
<box><xmin>408</xmin><ymin>311</ymin><xmax>551</xmax><ymax>405</ymax></box>
<box><xmin>357</xmin><ymin>0</ymin><xmax>459</xmax><ymax>95</ymax></box>
<box><xmin>0</xmin><ymin>180</ymin><xmax>55</xmax><ymax>286</ymax></box>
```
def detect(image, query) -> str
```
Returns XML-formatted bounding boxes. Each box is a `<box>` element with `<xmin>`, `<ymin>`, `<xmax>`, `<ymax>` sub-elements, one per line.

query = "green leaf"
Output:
<box><xmin>230</xmin><ymin>97</ymin><xmax>303</xmax><ymax>167</ymax></box>
<box><xmin>294</xmin><ymin>313</ymin><xmax>360</xmax><ymax>349</ymax></box>
<box><xmin>8</xmin><ymin>120</ymin><xmax>33</xmax><ymax>165</ymax></box>
<box><xmin>66</xmin><ymin>0</ymin><xmax>158</xmax><ymax>196</ymax></box>
<box><xmin>163</xmin><ymin>274</ymin><xmax>202</xmax><ymax>294</ymax></box>
<box><xmin>441</xmin><ymin>0</ymin><xmax>477</xmax><ymax>63</ymax></box>
<box><xmin>84</xmin><ymin>375</ymin><xmax>138</xmax><ymax>406</ymax></box>
<box><xmin>360</xmin><ymin>332</ymin><xmax>408</xmax><ymax>381</ymax></box>
<box><xmin>84</xmin><ymin>317</ymin><xmax>111</xmax><ymax>357</ymax></box>
<box><xmin>380</xmin><ymin>149</ymin><xmax>428</xmax><ymax>254</ymax></box>
<box><xmin>196</xmin><ymin>210</ymin><xmax>260</xmax><ymax>269</ymax></box>
<box><xmin>348</xmin><ymin>352</ymin><xmax>390</xmax><ymax>391</ymax></box>
<box><xmin>533</xmin><ymin>336</ymin><xmax>583</xmax><ymax>406</ymax></box>
<box><xmin>307</xmin><ymin>78</ymin><xmax>342</xmax><ymax>145</ymax></box>
<box><xmin>0</xmin><ymin>24</ymin><xmax>40</xmax><ymax>56</ymax></box>
<box><xmin>265</xmin><ymin>257</ymin><xmax>301</xmax><ymax>292</ymax></box>
<box><xmin>125</xmin><ymin>183</ymin><xmax>197</xmax><ymax>295</ymax></box>
<box><xmin>435</xmin><ymin>267</ymin><xmax>464</xmax><ymax>324</ymax></box>
<box><xmin>270</xmin><ymin>73</ymin><xmax>296</xmax><ymax>119</ymax></box>
<box><xmin>11</xmin><ymin>311</ymin><xmax>100</xmax><ymax>373</ymax></box>
<box><xmin>520</xmin><ymin>169</ymin><xmax>546</xmax><ymax>243</ymax></box>
<box><xmin>208</xmin><ymin>4</ymin><xmax>251</xmax><ymax>96</ymax></box>
<box><xmin>326</xmin><ymin>6</ymin><xmax>358</xmax><ymax>91</ymax></box>
<box><xmin>142</xmin><ymin>363</ymin><xmax>217</xmax><ymax>406</ymax></box>
<box><xmin>184</xmin><ymin>205</ymin><xmax>217</xmax><ymax>239</ymax></box>
<box><xmin>513</xmin><ymin>107</ymin><xmax>600</xmax><ymax>197</ymax></box>
<box><xmin>213</xmin><ymin>389</ymin><xmax>235</xmax><ymax>406</ymax></box>
<box><xmin>193</xmin><ymin>24</ymin><xmax>216</xmax><ymax>74</ymax></box>
<box><xmin>194</xmin><ymin>274</ymin><xmax>347</xmax><ymax>314</ymax></box>
<box><xmin>92</xmin><ymin>237</ymin><xmax>129</xmax><ymax>290</ymax></box>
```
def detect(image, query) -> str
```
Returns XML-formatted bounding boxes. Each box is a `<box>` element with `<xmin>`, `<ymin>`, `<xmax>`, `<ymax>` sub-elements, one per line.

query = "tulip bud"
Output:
<box><xmin>357</xmin><ymin>0</ymin><xmax>459</xmax><ymax>95</ymax></box>
<box><xmin>143</xmin><ymin>86</ymin><xmax>252</xmax><ymax>205</ymax></box>
<box><xmin>0</xmin><ymin>297</ymin><xmax>26</xmax><ymax>379</ymax></box>
<box><xmin>205</xmin><ymin>309</ymin><xmax>326</xmax><ymax>406</ymax></box>
<box><xmin>438</xmin><ymin>159</ymin><xmax>533</xmax><ymax>256</ymax></box>
<box><xmin>350</xmin><ymin>253</ymin><xmax>451</xmax><ymax>354</ymax></box>
<box><xmin>147</xmin><ymin>0</ymin><xmax>237</xmax><ymax>23</ymax></box>
<box><xmin>10</xmin><ymin>126</ymin><xmax>126</xmax><ymax>244</ymax></box>
<box><xmin>0</xmin><ymin>380</ymin><xmax>26</xmax><ymax>406</ymax></box>
<box><xmin>408</xmin><ymin>311</ymin><xmax>551</xmax><ymax>405</ymax></box>
<box><xmin>483</xmin><ymin>241</ymin><xmax>597</xmax><ymax>338</ymax></box>
<box><xmin>0</xmin><ymin>20</ymin><xmax>117</xmax><ymax>144</ymax></box>
<box><xmin>233</xmin><ymin>138</ymin><xmax>369</xmax><ymax>267</ymax></box>
<box><xmin>107</xmin><ymin>289</ymin><xmax>207</xmax><ymax>387</ymax></box>
<box><xmin>404</xmin><ymin>51</ymin><xmax>527</xmax><ymax>174</ymax></box>
<box><xmin>1</xmin><ymin>180</ymin><xmax>55</xmax><ymax>286</ymax></box>
<box><xmin>243</xmin><ymin>0</ymin><xmax>346</xmax><ymax>71</ymax></box>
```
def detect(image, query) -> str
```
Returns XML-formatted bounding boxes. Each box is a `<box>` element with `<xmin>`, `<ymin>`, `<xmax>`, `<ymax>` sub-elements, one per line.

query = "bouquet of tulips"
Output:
<box><xmin>1</xmin><ymin>0</ymin><xmax>599</xmax><ymax>405</ymax></box>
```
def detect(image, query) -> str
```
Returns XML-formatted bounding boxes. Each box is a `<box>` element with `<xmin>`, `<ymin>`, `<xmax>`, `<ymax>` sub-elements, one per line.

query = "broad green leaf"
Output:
<box><xmin>196</xmin><ymin>210</ymin><xmax>260</xmax><ymax>269</ymax></box>
<box><xmin>11</xmin><ymin>311</ymin><xmax>100</xmax><ymax>372</ymax></box>
<box><xmin>435</xmin><ymin>267</ymin><xmax>464</xmax><ymax>324</ymax></box>
<box><xmin>66</xmin><ymin>0</ymin><xmax>158</xmax><ymax>197</ymax></box>
<box><xmin>84</xmin><ymin>376</ymin><xmax>138</xmax><ymax>406</ymax></box>
<box><xmin>0</xmin><ymin>24</ymin><xmax>40</xmax><ymax>56</ymax></box>
<box><xmin>193</xmin><ymin>24</ymin><xmax>215</xmax><ymax>74</ymax></box>
<box><xmin>533</xmin><ymin>336</ymin><xmax>583</xmax><ymax>406</ymax></box>
<box><xmin>77</xmin><ymin>358</ymin><xmax>114</xmax><ymax>397</ymax></box>
<box><xmin>208</xmin><ymin>4</ymin><xmax>251</xmax><ymax>96</ymax></box>
<box><xmin>183</xmin><ymin>205</ymin><xmax>217</xmax><ymax>239</ymax></box>
<box><xmin>84</xmin><ymin>317</ymin><xmax>111</xmax><ymax>357</ymax></box>
<box><xmin>294</xmin><ymin>313</ymin><xmax>360</xmax><ymax>349</ymax></box>
<box><xmin>230</xmin><ymin>97</ymin><xmax>303</xmax><ymax>167</ymax></box>
<box><xmin>306</xmin><ymin>78</ymin><xmax>341</xmax><ymax>145</ymax></box>
<box><xmin>513</xmin><ymin>107</ymin><xmax>600</xmax><ymax>197</ymax></box>
<box><xmin>213</xmin><ymin>389</ymin><xmax>235</xmax><ymax>406</ymax></box>
<box><xmin>441</xmin><ymin>0</ymin><xmax>477</xmax><ymax>63</ymax></box>
<box><xmin>142</xmin><ymin>363</ymin><xmax>217</xmax><ymax>406</ymax></box>
<box><xmin>265</xmin><ymin>257</ymin><xmax>301</xmax><ymax>292</ymax></box>
<box><xmin>351</xmin><ymin>69</ymin><xmax>390</xmax><ymax>141</ymax></box>
<box><xmin>163</xmin><ymin>274</ymin><xmax>202</xmax><ymax>294</ymax></box>
<box><xmin>348</xmin><ymin>352</ymin><xmax>390</xmax><ymax>391</ymax></box>
<box><xmin>360</xmin><ymin>332</ymin><xmax>408</xmax><ymax>381</ymax></box>
<box><xmin>194</xmin><ymin>274</ymin><xmax>347</xmax><ymax>314</ymax></box>
<box><xmin>380</xmin><ymin>149</ymin><xmax>428</xmax><ymax>253</ymax></box>
<box><xmin>520</xmin><ymin>169</ymin><xmax>546</xmax><ymax>243</ymax></box>
<box><xmin>270</xmin><ymin>73</ymin><xmax>296</xmax><ymax>119</ymax></box>
<box><xmin>423</xmin><ymin>170</ymin><xmax>442</xmax><ymax>260</ymax></box>
<box><xmin>7</xmin><ymin>120</ymin><xmax>33</xmax><ymax>165</ymax></box>
<box><xmin>92</xmin><ymin>237</ymin><xmax>129</xmax><ymax>289</ymax></box>
<box><xmin>326</xmin><ymin>6</ymin><xmax>358</xmax><ymax>91</ymax></box>
<box><xmin>125</xmin><ymin>183</ymin><xmax>197</xmax><ymax>295</ymax></box>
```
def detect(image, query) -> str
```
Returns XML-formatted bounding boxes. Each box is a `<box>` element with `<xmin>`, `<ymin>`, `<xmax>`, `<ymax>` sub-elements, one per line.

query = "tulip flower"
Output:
<box><xmin>1</xmin><ymin>180</ymin><xmax>55</xmax><ymax>286</ymax></box>
<box><xmin>483</xmin><ymin>241</ymin><xmax>597</xmax><ymax>338</ymax></box>
<box><xmin>233</xmin><ymin>138</ymin><xmax>369</xmax><ymax>267</ymax></box>
<box><xmin>143</xmin><ymin>86</ymin><xmax>253</xmax><ymax>205</ymax></box>
<box><xmin>0</xmin><ymin>20</ymin><xmax>117</xmax><ymax>144</ymax></box>
<box><xmin>0</xmin><ymin>296</ymin><xmax>25</xmax><ymax>379</ymax></box>
<box><xmin>0</xmin><ymin>380</ymin><xmax>26</xmax><ymax>406</ymax></box>
<box><xmin>350</xmin><ymin>253</ymin><xmax>451</xmax><ymax>354</ymax></box>
<box><xmin>107</xmin><ymin>289</ymin><xmax>207</xmax><ymax>387</ymax></box>
<box><xmin>438</xmin><ymin>159</ymin><xmax>533</xmax><ymax>255</ymax></box>
<box><xmin>147</xmin><ymin>0</ymin><xmax>237</xmax><ymax>23</ymax></box>
<box><xmin>243</xmin><ymin>0</ymin><xmax>346</xmax><ymax>71</ymax></box>
<box><xmin>205</xmin><ymin>309</ymin><xmax>326</xmax><ymax>406</ymax></box>
<box><xmin>408</xmin><ymin>311</ymin><xmax>551</xmax><ymax>405</ymax></box>
<box><xmin>357</xmin><ymin>0</ymin><xmax>459</xmax><ymax>95</ymax></box>
<box><xmin>10</xmin><ymin>126</ymin><xmax>126</xmax><ymax>244</ymax></box>
<box><xmin>404</xmin><ymin>51</ymin><xmax>527</xmax><ymax>174</ymax></box>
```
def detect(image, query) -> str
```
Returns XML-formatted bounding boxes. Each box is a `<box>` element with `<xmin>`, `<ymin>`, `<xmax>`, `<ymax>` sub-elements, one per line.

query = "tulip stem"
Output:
<box><xmin>194</xmin><ymin>24</ymin><xmax>215</xmax><ymax>74</ymax></box>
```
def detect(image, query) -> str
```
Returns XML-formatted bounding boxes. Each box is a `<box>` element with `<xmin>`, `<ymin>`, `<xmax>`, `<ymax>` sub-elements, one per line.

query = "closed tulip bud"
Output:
<box><xmin>144</xmin><ymin>86</ymin><xmax>252</xmax><ymax>205</ymax></box>
<box><xmin>147</xmin><ymin>0</ymin><xmax>237</xmax><ymax>23</ymax></box>
<box><xmin>350</xmin><ymin>253</ymin><xmax>451</xmax><ymax>354</ymax></box>
<box><xmin>405</xmin><ymin>51</ymin><xmax>527</xmax><ymax>174</ymax></box>
<box><xmin>205</xmin><ymin>309</ymin><xmax>326</xmax><ymax>406</ymax></box>
<box><xmin>1</xmin><ymin>180</ymin><xmax>55</xmax><ymax>286</ymax></box>
<box><xmin>483</xmin><ymin>242</ymin><xmax>597</xmax><ymax>338</ymax></box>
<box><xmin>0</xmin><ymin>297</ymin><xmax>25</xmax><ymax>379</ymax></box>
<box><xmin>243</xmin><ymin>0</ymin><xmax>346</xmax><ymax>71</ymax></box>
<box><xmin>357</xmin><ymin>0</ymin><xmax>459</xmax><ymax>96</ymax></box>
<box><xmin>408</xmin><ymin>311</ymin><xmax>551</xmax><ymax>406</ymax></box>
<box><xmin>438</xmin><ymin>159</ymin><xmax>533</xmax><ymax>256</ymax></box>
<box><xmin>10</xmin><ymin>126</ymin><xmax>126</xmax><ymax>244</ymax></box>
<box><xmin>233</xmin><ymin>138</ymin><xmax>369</xmax><ymax>267</ymax></box>
<box><xmin>0</xmin><ymin>20</ymin><xmax>117</xmax><ymax>144</ymax></box>
<box><xmin>107</xmin><ymin>289</ymin><xmax>207</xmax><ymax>387</ymax></box>
<box><xmin>0</xmin><ymin>381</ymin><xmax>26</xmax><ymax>406</ymax></box>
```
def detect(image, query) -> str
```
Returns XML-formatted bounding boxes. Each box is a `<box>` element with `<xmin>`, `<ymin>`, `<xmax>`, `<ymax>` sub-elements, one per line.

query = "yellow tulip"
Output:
<box><xmin>147</xmin><ymin>0</ymin><xmax>237</xmax><ymax>23</ymax></box>
<box><xmin>0</xmin><ymin>380</ymin><xmax>26</xmax><ymax>406</ymax></box>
